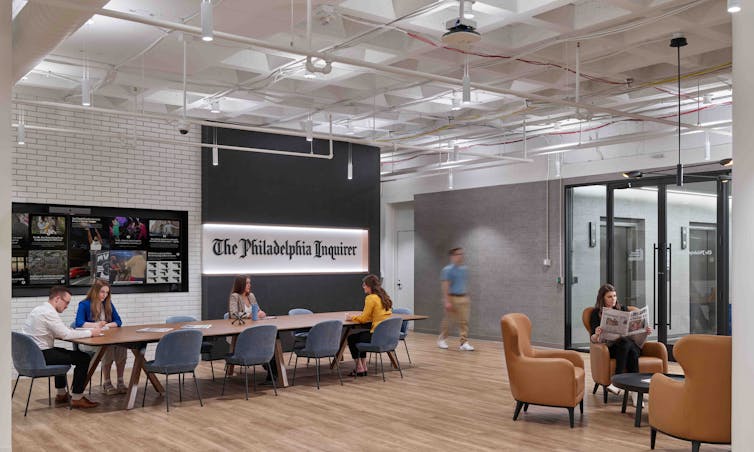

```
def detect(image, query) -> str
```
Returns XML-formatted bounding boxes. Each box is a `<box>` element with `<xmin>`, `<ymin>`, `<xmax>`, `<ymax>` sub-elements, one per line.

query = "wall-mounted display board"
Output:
<box><xmin>12</xmin><ymin>203</ymin><xmax>188</xmax><ymax>296</ymax></box>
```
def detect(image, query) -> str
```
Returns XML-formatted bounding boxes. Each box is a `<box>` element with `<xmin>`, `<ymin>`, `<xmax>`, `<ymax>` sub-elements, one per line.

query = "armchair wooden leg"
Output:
<box><xmin>513</xmin><ymin>400</ymin><xmax>524</xmax><ymax>421</ymax></box>
<box><xmin>523</xmin><ymin>403</ymin><xmax>529</xmax><ymax>412</ymax></box>
<box><xmin>567</xmin><ymin>407</ymin><xmax>575</xmax><ymax>428</ymax></box>
<box><xmin>650</xmin><ymin>428</ymin><xmax>657</xmax><ymax>450</ymax></box>
<box><xmin>592</xmin><ymin>382</ymin><xmax>599</xmax><ymax>394</ymax></box>
<box><xmin>691</xmin><ymin>441</ymin><xmax>700</xmax><ymax>452</ymax></box>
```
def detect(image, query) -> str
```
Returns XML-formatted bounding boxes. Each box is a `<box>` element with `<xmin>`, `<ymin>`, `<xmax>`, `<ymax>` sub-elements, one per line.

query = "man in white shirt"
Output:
<box><xmin>21</xmin><ymin>286</ymin><xmax>103</xmax><ymax>408</ymax></box>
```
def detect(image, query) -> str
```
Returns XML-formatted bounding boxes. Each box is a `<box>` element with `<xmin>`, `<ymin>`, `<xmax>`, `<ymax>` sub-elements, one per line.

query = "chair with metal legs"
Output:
<box><xmin>221</xmin><ymin>325</ymin><xmax>278</xmax><ymax>399</ymax></box>
<box><xmin>11</xmin><ymin>332</ymin><xmax>71</xmax><ymax>416</ymax></box>
<box><xmin>391</xmin><ymin>308</ymin><xmax>413</xmax><ymax>366</ymax></box>
<box><xmin>165</xmin><ymin>315</ymin><xmax>224</xmax><ymax>382</ymax></box>
<box><xmin>355</xmin><ymin>317</ymin><xmax>404</xmax><ymax>382</ymax></box>
<box><xmin>291</xmin><ymin>320</ymin><xmax>343</xmax><ymax>389</ymax></box>
<box><xmin>142</xmin><ymin>329</ymin><xmax>204</xmax><ymax>412</ymax></box>
<box><xmin>287</xmin><ymin>308</ymin><xmax>313</xmax><ymax>366</ymax></box>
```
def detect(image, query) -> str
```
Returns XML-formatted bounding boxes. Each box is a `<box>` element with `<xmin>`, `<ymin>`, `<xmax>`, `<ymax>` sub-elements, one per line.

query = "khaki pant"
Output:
<box><xmin>439</xmin><ymin>295</ymin><xmax>471</xmax><ymax>344</ymax></box>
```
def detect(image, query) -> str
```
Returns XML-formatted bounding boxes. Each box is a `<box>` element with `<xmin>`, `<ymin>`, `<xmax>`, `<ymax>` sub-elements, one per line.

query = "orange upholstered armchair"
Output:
<box><xmin>582</xmin><ymin>307</ymin><xmax>668</xmax><ymax>402</ymax></box>
<box><xmin>501</xmin><ymin>313</ymin><xmax>585</xmax><ymax>428</ymax></box>
<box><xmin>650</xmin><ymin>335</ymin><xmax>731</xmax><ymax>452</ymax></box>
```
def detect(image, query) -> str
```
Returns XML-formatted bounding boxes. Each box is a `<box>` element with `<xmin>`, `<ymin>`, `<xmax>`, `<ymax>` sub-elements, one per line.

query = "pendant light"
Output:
<box><xmin>670</xmin><ymin>32</ymin><xmax>687</xmax><ymax>187</ymax></box>
<box><xmin>201</xmin><ymin>0</ymin><xmax>214</xmax><ymax>42</ymax></box>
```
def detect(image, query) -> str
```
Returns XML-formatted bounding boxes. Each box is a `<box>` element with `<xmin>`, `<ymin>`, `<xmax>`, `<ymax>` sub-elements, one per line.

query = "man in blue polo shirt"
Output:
<box><xmin>438</xmin><ymin>247</ymin><xmax>474</xmax><ymax>351</ymax></box>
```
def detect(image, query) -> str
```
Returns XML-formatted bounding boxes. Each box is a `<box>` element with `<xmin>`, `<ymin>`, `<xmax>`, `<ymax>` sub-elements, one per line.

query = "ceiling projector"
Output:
<box><xmin>442</xmin><ymin>17</ymin><xmax>481</xmax><ymax>47</ymax></box>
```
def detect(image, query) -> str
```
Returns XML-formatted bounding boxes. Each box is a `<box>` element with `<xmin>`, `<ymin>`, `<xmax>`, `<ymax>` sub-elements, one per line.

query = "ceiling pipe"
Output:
<box><xmin>30</xmin><ymin>0</ymin><xmax>718</xmax><ymax>134</ymax></box>
<box><xmin>12</xmin><ymin>122</ymin><xmax>334</xmax><ymax>160</ymax></box>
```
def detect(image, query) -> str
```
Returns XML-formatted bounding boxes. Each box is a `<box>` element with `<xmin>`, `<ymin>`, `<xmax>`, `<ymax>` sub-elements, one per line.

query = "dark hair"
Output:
<box><xmin>49</xmin><ymin>285</ymin><xmax>71</xmax><ymax>300</ymax></box>
<box><xmin>594</xmin><ymin>283</ymin><xmax>621</xmax><ymax>313</ymax></box>
<box><xmin>231</xmin><ymin>275</ymin><xmax>250</xmax><ymax>295</ymax></box>
<box><xmin>362</xmin><ymin>274</ymin><xmax>392</xmax><ymax>311</ymax></box>
<box><xmin>448</xmin><ymin>247</ymin><xmax>463</xmax><ymax>256</ymax></box>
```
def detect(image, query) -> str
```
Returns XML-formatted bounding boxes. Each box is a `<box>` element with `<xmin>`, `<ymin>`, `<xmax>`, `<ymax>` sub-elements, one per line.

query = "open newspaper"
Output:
<box><xmin>599</xmin><ymin>306</ymin><xmax>649</xmax><ymax>348</ymax></box>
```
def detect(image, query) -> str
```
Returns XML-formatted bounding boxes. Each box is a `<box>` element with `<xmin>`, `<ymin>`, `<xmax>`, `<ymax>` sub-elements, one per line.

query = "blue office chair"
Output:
<box><xmin>291</xmin><ymin>320</ymin><xmax>344</xmax><ymax>389</ymax></box>
<box><xmin>142</xmin><ymin>329</ymin><xmax>204</xmax><ymax>412</ymax></box>
<box><xmin>165</xmin><ymin>315</ymin><xmax>224</xmax><ymax>381</ymax></box>
<box><xmin>11</xmin><ymin>332</ymin><xmax>71</xmax><ymax>416</ymax></box>
<box><xmin>222</xmin><ymin>325</ymin><xmax>278</xmax><ymax>399</ymax></box>
<box><xmin>391</xmin><ymin>308</ymin><xmax>413</xmax><ymax>366</ymax></box>
<box><xmin>356</xmin><ymin>317</ymin><xmax>404</xmax><ymax>382</ymax></box>
<box><xmin>69</xmin><ymin>321</ymin><xmax>102</xmax><ymax>394</ymax></box>
<box><xmin>288</xmin><ymin>308</ymin><xmax>313</xmax><ymax>365</ymax></box>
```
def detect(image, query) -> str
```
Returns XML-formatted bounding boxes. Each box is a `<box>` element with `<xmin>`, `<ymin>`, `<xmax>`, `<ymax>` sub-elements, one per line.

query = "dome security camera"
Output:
<box><xmin>177</xmin><ymin>119</ymin><xmax>190</xmax><ymax>135</ymax></box>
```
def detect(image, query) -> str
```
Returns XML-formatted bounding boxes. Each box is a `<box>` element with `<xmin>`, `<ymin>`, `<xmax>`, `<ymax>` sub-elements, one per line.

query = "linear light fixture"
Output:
<box><xmin>201</xmin><ymin>0</ymin><xmax>214</xmax><ymax>41</ymax></box>
<box><xmin>347</xmin><ymin>143</ymin><xmax>353</xmax><ymax>180</ymax></box>
<box><xmin>305</xmin><ymin>116</ymin><xmax>313</xmax><ymax>142</ymax></box>
<box><xmin>17</xmin><ymin>120</ymin><xmax>25</xmax><ymax>145</ymax></box>
<box><xmin>81</xmin><ymin>77</ymin><xmax>91</xmax><ymax>106</ymax></box>
<box><xmin>728</xmin><ymin>0</ymin><xmax>741</xmax><ymax>13</ymax></box>
<box><xmin>704</xmin><ymin>132</ymin><xmax>711</xmax><ymax>161</ymax></box>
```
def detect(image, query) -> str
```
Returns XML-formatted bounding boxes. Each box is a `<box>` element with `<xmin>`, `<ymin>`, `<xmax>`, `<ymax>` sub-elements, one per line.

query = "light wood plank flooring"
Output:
<box><xmin>11</xmin><ymin>333</ymin><xmax>730</xmax><ymax>451</ymax></box>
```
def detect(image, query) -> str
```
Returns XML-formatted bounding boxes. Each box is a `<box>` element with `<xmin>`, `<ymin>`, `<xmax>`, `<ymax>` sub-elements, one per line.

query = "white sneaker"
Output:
<box><xmin>607</xmin><ymin>384</ymin><xmax>622</xmax><ymax>395</ymax></box>
<box><xmin>630</xmin><ymin>392</ymin><xmax>638</xmax><ymax>406</ymax></box>
<box><xmin>437</xmin><ymin>338</ymin><xmax>449</xmax><ymax>349</ymax></box>
<box><xmin>459</xmin><ymin>342</ymin><xmax>475</xmax><ymax>351</ymax></box>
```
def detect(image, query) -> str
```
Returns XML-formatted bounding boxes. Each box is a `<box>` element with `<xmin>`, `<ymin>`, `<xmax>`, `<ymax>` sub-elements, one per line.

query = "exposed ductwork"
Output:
<box><xmin>12</xmin><ymin>0</ymin><xmax>108</xmax><ymax>83</ymax></box>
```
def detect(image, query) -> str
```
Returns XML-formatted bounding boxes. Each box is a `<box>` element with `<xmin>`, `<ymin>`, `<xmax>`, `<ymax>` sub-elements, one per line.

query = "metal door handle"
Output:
<box><xmin>653</xmin><ymin>244</ymin><xmax>658</xmax><ymax>328</ymax></box>
<box><xmin>667</xmin><ymin>243</ymin><xmax>672</xmax><ymax>330</ymax></box>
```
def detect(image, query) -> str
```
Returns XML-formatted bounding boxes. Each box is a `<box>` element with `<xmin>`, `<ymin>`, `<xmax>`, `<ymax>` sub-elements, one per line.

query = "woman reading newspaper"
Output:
<box><xmin>589</xmin><ymin>284</ymin><xmax>653</xmax><ymax>395</ymax></box>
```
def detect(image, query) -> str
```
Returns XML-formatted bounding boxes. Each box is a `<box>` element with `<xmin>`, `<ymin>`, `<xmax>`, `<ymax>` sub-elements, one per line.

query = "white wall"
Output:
<box><xmin>10</xmin><ymin>100</ymin><xmax>202</xmax><ymax>355</ymax></box>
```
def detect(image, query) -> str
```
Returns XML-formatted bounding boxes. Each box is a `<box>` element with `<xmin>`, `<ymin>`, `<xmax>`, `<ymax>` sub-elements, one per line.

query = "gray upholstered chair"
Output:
<box><xmin>291</xmin><ymin>319</ymin><xmax>344</xmax><ymax>389</ymax></box>
<box><xmin>391</xmin><ymin>308</ymin><xmax>413</xmax><ymax>365</ymax></box>
<box><xmin>142</xmin><ymin>329</ymin><xmax>204</xmax><ymax>412</ymax></box>
<box><xmin>222</xmin><ymin>325</ymin><xmax>279</xmax><ymax>399</ymax></box>
<box><xmin>356</xmin><ymin>317</ymin><xmax>404</xmax><ymax>382</ymax></box>
<box><xmin>165</xmin><ymin>315</ymin><xmax>224</xmax><ymax>381</ymax></box>
<box><xmin>11</xmin><ymin>332</ymin><xmax>71</xmax><ymax>416</ymax></box>
<box><xmin>288</xmin><ymin>308</ymin><xmax>313</xmax><ymax>365</ymax></box>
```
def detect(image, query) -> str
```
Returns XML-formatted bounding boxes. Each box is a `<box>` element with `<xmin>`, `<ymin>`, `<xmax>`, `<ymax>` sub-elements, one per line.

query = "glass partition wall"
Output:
<box><xmin>566</xmin><ymin>173</ymin><xmax>731</xmax><ymax>358</ymax></box>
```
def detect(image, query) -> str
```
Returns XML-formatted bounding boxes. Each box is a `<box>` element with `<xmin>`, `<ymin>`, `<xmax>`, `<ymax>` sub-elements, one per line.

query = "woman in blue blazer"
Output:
<box><xmin>75</xmin><ymin>278</ymin><xmax>127</xmax><ymax>395</ymax></box>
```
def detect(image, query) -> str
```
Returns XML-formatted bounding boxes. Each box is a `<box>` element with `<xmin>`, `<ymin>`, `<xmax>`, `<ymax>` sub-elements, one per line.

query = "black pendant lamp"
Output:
<box><xmin>670</xmin><ymin>32</ymin><xmax>687</xmax><ymax>186</ymax></box>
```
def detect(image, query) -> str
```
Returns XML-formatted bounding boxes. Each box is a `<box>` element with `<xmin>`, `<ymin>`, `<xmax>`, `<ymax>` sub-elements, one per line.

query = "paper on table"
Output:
<box><xmin>263</xmin><ymin>316</ymin><xmax>277</xmax><ymax>320</ymax></box>
<box><xmin>641</xmin><ymin>378</ymin><xmax>652</xmax><ymax>383</ymax></box>
<box><xmin>180</xmin><ymin>324</ymin><xmax>212</xmax><ymax>329</ymax></box>
<box><xmin>136</xmin><ymin>327</ymin><xmax>173</xmax><ymax>333</ymax></box>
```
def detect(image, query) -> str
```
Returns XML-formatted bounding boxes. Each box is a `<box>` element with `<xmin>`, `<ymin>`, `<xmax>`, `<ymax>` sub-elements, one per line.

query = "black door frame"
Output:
<box><xmin>564</xmin><ymin>171</ymin><xmax>730</xmax><ymax>352</ymax></box>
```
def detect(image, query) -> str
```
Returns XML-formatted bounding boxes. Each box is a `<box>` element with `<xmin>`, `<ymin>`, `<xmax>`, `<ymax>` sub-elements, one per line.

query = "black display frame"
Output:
<box><xmin>12</xmin><ymin>202</ymin><xmax>189</xmax><ymax>297</ymax></box>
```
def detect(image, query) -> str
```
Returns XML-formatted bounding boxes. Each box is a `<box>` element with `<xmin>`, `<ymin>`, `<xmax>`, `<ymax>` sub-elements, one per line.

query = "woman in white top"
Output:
<box><xmin>228</xmin><ymin>275</ymin><xmax>266</xmax><ymax>319</ymax></box>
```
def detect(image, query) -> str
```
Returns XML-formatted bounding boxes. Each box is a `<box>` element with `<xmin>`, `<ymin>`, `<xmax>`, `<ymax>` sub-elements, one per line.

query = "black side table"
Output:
<box><xmin>611</xmin><ymin>372</ymin><xmax>685</xmax><ymax>427</ymax></box>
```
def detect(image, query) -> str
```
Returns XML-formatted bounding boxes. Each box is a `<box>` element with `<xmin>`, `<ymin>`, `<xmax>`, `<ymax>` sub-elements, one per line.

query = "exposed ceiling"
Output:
<box><xmin>12</xmin><ymin>0</ymin><xmax>734</xmax><ymax>181</ymax></box>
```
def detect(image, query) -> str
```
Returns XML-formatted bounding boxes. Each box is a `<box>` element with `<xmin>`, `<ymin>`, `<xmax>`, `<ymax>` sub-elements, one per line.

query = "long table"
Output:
<box><xmin>71</xmin><ymin>311</ymin><xmax>428</xmax><ymax>409</ymax></box>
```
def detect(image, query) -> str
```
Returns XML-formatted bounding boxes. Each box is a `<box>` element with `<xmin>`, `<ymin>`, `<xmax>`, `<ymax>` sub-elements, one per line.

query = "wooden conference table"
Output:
<box><xmin>71</xmin><ymin>311</ymin><xmax>428</xmax><ymax>410</ymax></box>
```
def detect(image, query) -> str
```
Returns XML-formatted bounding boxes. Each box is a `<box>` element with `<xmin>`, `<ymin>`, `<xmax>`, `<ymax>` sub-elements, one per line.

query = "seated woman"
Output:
<box><xmin>590</xmin><ymin>283</ymin><xmax>652</xmax><ymax>394</ymax></box>
<box><xmin>75</xmin><ymin>279</ymin><xmax>127</xmax><ymax>395</ymax></box>
<box><xmin>228</xmin><ymin>275</ymin><xmax>274</xmax><ymax>381</ymax></box>
<box><xmin>346</xmin><ymin>274</ymin><xmax>393</xmax><ymax>377</ymax></box>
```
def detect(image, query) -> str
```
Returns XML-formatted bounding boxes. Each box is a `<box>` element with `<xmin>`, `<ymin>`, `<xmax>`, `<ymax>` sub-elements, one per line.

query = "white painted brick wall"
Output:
<box><xmin>11</xmin><ymin>101</ymin><xmax>203</xmax><ymax>362</ymax></box>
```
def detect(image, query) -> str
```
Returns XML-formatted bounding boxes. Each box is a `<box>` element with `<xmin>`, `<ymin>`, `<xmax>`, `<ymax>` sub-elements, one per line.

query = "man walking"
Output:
<box><xmin>437</xmin><ymin>247</ymin><xmax>474</xmax><ymax>351</ymax></box>
<box><xmin>22</xmin><ymin>285</ymin><xmax>102</xmax><ymax>408</ymax></box>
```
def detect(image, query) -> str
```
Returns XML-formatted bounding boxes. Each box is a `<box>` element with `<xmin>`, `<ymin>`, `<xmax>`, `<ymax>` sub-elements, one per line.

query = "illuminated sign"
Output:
<box><xmin>202</xmin><ymin>224</ymin><xmax>369</xmax><ymax>275</ymax></box>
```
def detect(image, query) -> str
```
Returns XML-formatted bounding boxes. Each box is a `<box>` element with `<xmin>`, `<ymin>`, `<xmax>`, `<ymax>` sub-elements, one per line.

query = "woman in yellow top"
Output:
<box><xmin>346</xmin><ymin>274</ymin><xmax>393</xmax><ymax>377</ymax></box>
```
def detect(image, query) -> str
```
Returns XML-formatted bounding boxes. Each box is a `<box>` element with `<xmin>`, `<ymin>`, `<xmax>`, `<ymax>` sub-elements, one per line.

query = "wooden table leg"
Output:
<box><xmin>124</xmin><ymin>347</ymin><xmax>164</xmax><ymax>410</ymax></box>
<box><xmin>84</xmin><ymin>345</ymin><xmax>107</xmax><ymax>388</ymax></box>
<box><xmin>331</xmin><ymin>326</ymin><xmax>353</xmax><ymax>369</ymax></box>
<box><xmin>387</xmin><ymin>351</ymin><xmax>399</xmax><ymax>369</ymax></box>
<box><xmin>274</xmin><ymin>338</ymin><xmax>289</xmax><ymax>387</ymax></box>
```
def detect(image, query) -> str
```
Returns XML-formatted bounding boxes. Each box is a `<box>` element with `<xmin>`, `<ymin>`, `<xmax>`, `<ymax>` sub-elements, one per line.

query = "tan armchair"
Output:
<box><xmin>501</xmin><ymin>313</ymin><xmax>585</xmax><ymax>428</ymax></box>
<box><xmin>650</xmin><ymin>335</ymin><xmax>731</xmax><ymax>452</ymax></box>
<box><xmin>582</xmin><ymin>307</ymin><xmax>668</xmax><ymax>402</ymax></box>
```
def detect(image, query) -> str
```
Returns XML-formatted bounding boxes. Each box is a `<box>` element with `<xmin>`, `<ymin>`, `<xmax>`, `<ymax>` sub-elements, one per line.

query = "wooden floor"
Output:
<box><xmin>11</xmin><ymin>333</ymin><xmax>730</xmax><ymax>452</ymax></box>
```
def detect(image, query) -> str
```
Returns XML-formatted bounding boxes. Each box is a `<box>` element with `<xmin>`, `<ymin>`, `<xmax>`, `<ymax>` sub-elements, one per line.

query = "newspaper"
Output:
<box><xmin>599</xmin><ymin>306</ymin><xmax>649</xmax><ymax>347</ymax></box>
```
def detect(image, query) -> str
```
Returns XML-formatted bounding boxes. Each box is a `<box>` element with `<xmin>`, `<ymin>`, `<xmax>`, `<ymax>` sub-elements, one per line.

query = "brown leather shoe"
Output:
<box><xmin>55</xmin><ymin>393</ymin><xmax>71</xmax><ymax>404</ymax></box>
<box><xmin>70</xmin><ymin>397</ymin><xmax>99</xmax><ymax>409</ymax></box>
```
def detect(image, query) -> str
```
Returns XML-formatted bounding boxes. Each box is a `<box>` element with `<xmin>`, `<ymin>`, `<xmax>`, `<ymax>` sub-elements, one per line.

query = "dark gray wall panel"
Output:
<box><xmin>414</xmin><ymin>180</ymin><xmax>564</xmax><ymax>347</ymax></box>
